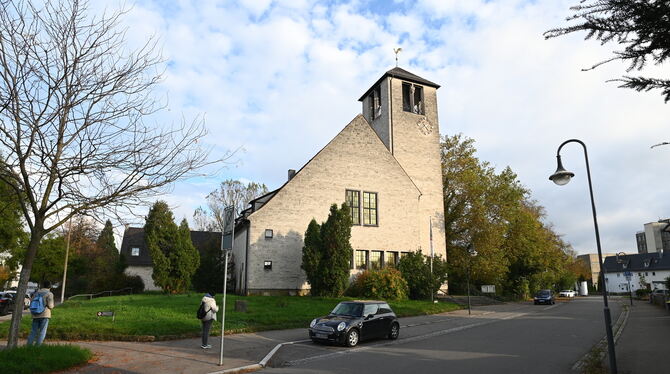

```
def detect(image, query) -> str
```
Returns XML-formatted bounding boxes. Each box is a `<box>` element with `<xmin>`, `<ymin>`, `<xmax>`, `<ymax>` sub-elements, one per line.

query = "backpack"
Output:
<box><xmin>196</xmin><ymin>301</ymin><xmax>209</xmax><ymax>319</ymax></box>
<box><xmin>30</xmin><ymin>292</ymin><xmax>46</xmax><ymax>315</ymax></box>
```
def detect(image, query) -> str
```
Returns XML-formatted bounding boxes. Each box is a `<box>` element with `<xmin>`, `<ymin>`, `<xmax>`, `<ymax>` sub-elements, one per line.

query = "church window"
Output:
<box><xmin>362</xmin><ymin>192</ymin><xmax>378</xmax><ymax>226</ymax></box>
<box><xmin>402</xmin><ymin>82</ymin><xmax>424</xmax><ymax>115</ymax></box>
<box><xmin>368</xmin><ymin>85</ymin><xmax>382</xmax><ymax>119</ymax></box>
<box><xmin>131</xmin><ymin>247</ymin><xmax>140</xmax><ymax>256</ymax></box>
<box><xmin>264</xmin><ymin>261</ymin><xmax>272</xmax><ymax>270</ymax></box>
<box><xmin>346</xmin><ymin>190</ymin><xmax>361</xmax><ymax>225</ymax></box>
<box><xmin>355</xmin><ymin>250</ymin><xmax>368</xmax><ymax>269</ymax></box>
<box><xmin>370</xmin><ymin>251</ymin><xmax>382</xmax><ymax>270</ymax></box>
<box><xmin>386</xmin><ymin>251</ymin><xmax>399</xmax><ymax>268</ymax></box>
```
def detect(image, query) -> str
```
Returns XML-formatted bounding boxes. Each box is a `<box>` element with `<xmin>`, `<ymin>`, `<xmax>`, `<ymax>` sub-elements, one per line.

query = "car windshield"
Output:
<box><xmin>331</xmin><ymin>302</ymin><xmax>363</xmax><ymax>317</ymax></box>
<box><xmin>537</xmin><ymin>291</ymin><xmax>551</xmax><ymax>297</ymax></box>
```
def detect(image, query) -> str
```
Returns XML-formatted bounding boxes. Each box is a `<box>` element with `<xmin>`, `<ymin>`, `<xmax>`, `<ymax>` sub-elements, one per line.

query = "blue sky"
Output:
<box><xmin>99</xmin><ymin>0</ymin><xmax>670</xmax><ymax>255</ymax></box>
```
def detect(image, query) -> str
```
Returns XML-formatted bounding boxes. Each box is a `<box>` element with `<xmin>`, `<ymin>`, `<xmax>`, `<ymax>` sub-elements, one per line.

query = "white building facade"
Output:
<box><xmin>603</xmin><ymin>252</ymin><xmax>670</xmax><ymax>292</ymax></box>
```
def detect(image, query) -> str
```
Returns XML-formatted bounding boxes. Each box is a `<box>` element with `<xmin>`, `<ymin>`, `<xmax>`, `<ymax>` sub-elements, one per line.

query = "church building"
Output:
<box><xmin>231</xmin><ymin>67</ymin><xmax>447</xmax><ymax>295</ymax></box>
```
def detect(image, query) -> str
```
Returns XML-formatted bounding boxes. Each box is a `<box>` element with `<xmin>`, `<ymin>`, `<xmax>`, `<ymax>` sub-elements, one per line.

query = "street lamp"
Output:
<box><xmin>549</xmin><ymin>139</ymin><xmax>618</xmax><ymax>374</ymax></box>
<box><xmin>466</xmin><ymin>244</ymin><xmax>478</xmax><ymax>316</ymax></box>
<box><xmin>616</xmin><ymin>252</ymin><xmax>633</xmax><ymax>306</ymax></box>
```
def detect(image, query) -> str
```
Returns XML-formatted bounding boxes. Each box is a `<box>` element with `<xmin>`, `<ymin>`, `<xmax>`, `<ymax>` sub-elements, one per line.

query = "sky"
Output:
<box><xmin>96</xmin><ymin>0</ymin><xmax>669</xmax><ymax>255</ymax></box>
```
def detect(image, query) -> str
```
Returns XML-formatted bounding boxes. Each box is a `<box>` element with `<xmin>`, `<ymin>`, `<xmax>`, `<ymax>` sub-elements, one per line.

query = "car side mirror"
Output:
<box><xmin>365</xmin><ymin>314</ymin><xmax>374</xmax><ymax>320</ymax></box>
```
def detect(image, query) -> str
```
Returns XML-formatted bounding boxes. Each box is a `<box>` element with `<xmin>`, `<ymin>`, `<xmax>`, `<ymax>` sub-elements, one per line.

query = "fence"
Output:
<box><xmin>68</xmin><ymin>287</ymin><xmax>134</xmax><ymax>301</ymax></box>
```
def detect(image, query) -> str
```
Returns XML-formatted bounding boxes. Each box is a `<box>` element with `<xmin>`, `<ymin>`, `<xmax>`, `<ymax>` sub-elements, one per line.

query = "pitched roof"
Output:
<box><xmin>602</xmin><ymin>252</ymin><xmax>670</xmax><ymax>272</ymax></box>
<box><xmin>358</xmin><ymin>67</ymin><xmax>440</xmax><ymax>101</ymax></box>
<box><xmin>120</xmin><ymin>227</ymin><xmax>227</xmax><ymax>267</ymax></box>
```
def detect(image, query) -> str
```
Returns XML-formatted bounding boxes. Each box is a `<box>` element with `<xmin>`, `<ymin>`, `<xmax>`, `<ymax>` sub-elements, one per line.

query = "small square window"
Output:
<box><xmin>653</xmin><ymin>272</ymin><xmax>656</xmax><ymax>276</ymax></box>
<box><xmin>131</xmin><ymin>247</ymin><xmax>140</xmax><ymax>256</ymax></box>
<box><xmin>265</xmin><ymin>229</ymin><xmax>273</xmax><ymax>239</ymax></box>
<box><xmin>264</xmin><ymin>261</ymin><xmax>272</xmax><ymax>270</ymax></box>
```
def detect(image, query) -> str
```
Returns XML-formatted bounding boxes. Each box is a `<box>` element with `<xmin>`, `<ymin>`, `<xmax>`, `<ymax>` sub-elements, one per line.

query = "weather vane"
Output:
<box><xmin>393</xmin><ymin>47</ymin><xmax>402</xmax><ymax>67</ymax></box>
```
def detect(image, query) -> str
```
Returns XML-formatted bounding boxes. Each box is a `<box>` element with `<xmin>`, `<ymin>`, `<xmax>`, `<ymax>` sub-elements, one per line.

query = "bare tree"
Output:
<box><xmin>0</xmin><ymin>0</ymin><xmax>229</xmax><ymax>347</ymax></box>
<box><xmin>193</xmin><ymin>179</ymin><xmax>269</xmax><ymax>231</ymax></box>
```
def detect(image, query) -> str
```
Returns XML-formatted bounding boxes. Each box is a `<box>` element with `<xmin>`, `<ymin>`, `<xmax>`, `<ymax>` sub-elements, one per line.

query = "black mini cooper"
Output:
<box><xmin>309</xmin><ymin>300</ymin><xmax>400</xmax><ymax>347</ymax></box>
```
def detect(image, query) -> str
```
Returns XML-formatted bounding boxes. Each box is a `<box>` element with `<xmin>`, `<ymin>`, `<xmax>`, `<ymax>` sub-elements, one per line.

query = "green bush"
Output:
<box><xmin>0</xmin><ymin>344</ymin><xmax>92</xmax><ymax>374</ymax></box>
<box><xmin>347</xmin><ymin>269</ymin><xmax>408</xmax><ymax>300</ymax></box>
<box><xmin>398</xmin><ymin>251</ymin><xmax>448</xmax><ymax>300</ymax></box>
<box><xmin>635</xmin><ymin>288</ymin><xmax>650</xmax><ymax>298</ymax></box>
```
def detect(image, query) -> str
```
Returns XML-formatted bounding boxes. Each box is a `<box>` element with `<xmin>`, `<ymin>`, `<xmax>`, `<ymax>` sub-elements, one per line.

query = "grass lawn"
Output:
<box><xmin>0</xmin><ymin>344</ymin><xmax>92</xmax><ymax>374</ymax></box>
<box><xmin>0</xmin><ymin>294</ymin><xmax>461</xmax><ymax>341</ymax></box>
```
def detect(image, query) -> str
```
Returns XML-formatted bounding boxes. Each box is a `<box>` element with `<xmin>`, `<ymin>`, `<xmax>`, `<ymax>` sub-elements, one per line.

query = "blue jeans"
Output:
<box><xmin>27</xmin><ymin>318</ymin><xmax>49</xmax><ymax>345</ymax></box>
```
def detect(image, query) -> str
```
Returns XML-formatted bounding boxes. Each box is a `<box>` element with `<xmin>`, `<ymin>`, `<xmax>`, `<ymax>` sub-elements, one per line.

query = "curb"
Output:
<box><xmin>571</xmin><ymin>301</ymin><xmax>630</xmax><ymax>372</ymax></box>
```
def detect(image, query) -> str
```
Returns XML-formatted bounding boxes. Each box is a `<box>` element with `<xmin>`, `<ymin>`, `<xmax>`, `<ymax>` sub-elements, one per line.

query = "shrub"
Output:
<box><xmin>398</xmin><ymin>251</ymin><xmax>448</xmax><ymax>300</ymax></box>
<box><xmin>347</xmin><ymin>269</ymin><xmax>408</xmax><ymax>300</ymax></box>
<box><xmin>635</xmin><ymin>288</ymin><xmax>650</xmax><ymax>298</ymax></box>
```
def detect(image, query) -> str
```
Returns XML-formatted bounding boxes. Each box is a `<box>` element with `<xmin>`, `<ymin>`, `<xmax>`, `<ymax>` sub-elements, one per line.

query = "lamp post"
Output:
<box><xmin>616</xmin><ymin>252</ymin><xmax>633</xmax><ymax>306</ymax></box>
<box><xmin>549</xmin><ymin>139</ymin><xmax>617</xmax><ymax>374</ymax></box>
<box><xmin>466</xmin><ymin>244</ymin><xmax>478</xmax><ymax>316</ymax></box>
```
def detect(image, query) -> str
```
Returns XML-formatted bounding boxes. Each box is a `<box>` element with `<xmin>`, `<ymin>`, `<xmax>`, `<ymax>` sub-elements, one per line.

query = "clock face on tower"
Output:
<box><xmin>417</xmin><ymin>117</ymin><xmax>434</xmax><ymax>135</ymax></box>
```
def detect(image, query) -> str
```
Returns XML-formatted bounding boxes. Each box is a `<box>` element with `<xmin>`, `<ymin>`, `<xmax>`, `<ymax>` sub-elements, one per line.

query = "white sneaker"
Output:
<box><xmin>200</xmin><ymin>344</ymin><xmax>212</xmax><ymax>349</ymax></box>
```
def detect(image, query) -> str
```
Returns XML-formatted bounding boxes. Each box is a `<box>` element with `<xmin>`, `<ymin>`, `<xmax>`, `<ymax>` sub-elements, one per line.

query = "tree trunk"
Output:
<box><xmin>7</xmin><ymin>227</ymin><xmax>44</xmax><ymax>348</ymax></box>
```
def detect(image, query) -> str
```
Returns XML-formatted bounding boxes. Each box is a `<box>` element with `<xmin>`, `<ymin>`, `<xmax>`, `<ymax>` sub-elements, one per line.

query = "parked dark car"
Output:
<box><xmin>309</xmin><ymin>300</ymin><xmax>400</xmax><ymax>347</ymax></box>
<box><xmin>533</xmin><ymin>289</ymin><xmax>555</xmax><ymax>305</ymax></box>
<box><xmin>0</xmin><ymin>292</ymin><xmax>15</xmax><ymax>316</ymax></box>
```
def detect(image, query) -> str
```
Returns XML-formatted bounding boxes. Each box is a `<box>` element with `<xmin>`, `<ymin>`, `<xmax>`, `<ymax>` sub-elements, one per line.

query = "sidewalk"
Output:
<box><xmin>614</xmin><ymin>301</ymin><xmax>670</xmax><ymax>374</ymax></box>
<box><xmin>61</xmin><ymin>328</ymin><xmax>308</xmax><ymax>374</ymax></box>
<box><xmin>61</xmin><ymin>308</ymin><xmax>505</xmax><ymax>374</ymax></box>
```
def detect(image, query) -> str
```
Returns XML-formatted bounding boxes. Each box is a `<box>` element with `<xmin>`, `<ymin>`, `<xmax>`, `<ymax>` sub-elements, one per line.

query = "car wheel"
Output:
<box><xmin>388</xmin><ymin>322</ymin><xmax>399</xmax><ymax>340</ymax></box>
<box><xmin>345</xmin><ymin>329</ymin><xmax>359</xmax><ymax>347</ymax></box>
<box><xmin>551</xmin><ymin>300</ymin><xmax>555</xmax><ymax>305</ymax></box>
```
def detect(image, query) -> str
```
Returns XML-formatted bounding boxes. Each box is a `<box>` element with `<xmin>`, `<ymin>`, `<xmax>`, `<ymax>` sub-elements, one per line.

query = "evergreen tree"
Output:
<box><xmin>301</xmin><ymin>219</ymin><xmax>322</xmax><ymax>294</ymax></box>
<box><xmin>145</xmin><ymin>201</ymin><xmax>200</xmax><ymax>293</ymax></box>
<box><xmin>545</xmin><ymin>0</ymin><xmax>670</xmax><ymax>102</ymax></box>
<box><xmin>192</xmin><ymin>236</ymin><xmax>224</xmax><ymax>293</ymax></box>
<box><xmin>97</xmin><ymin>220</ymin><xmax>118</xmax><ymax>265</ymax></box>
<box><xmin>301</xmin><ymin>204</ymin><xmax>353</xmax><ymax>297</ymax></box>
<box><xmin>317</xmin><ymin>204</ymin><xmax>353</xmax><ymax>297</ymax></box>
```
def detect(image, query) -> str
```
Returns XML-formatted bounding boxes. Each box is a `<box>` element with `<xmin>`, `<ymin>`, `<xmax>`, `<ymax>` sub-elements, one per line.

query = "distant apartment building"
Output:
<box><xmin>577</xmin><ymin>253</ymin><xmax>618</xmax><ymax>290</ymax></box>
<box><xmin>635</xmin><ymin>219</ymin><xmax>670</xmax><ymax>254</ymax></box>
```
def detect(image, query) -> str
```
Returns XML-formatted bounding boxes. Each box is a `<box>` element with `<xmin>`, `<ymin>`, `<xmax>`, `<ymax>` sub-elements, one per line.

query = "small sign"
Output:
<box><xmin>624</xmin><ymin>271</ymin><xmax>632</xmax><ymax>277</ymax></box>
<box><xmin>481</xmin><ymin>285</ymin><xmax>495</xmax><ymax>293</ymax></box>
<box><xmin>625</xmin><ymin>275</ymin><xmax>632</xmax><ymax>282</ymax></box>
<box><xmin>97</xmin><ymin>311</ymin><xmax>115</xmax><ymax>322</ymax></box>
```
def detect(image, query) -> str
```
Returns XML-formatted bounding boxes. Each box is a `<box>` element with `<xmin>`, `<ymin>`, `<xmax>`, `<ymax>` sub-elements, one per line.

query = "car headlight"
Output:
<box><xmin>310</xmin><ymin>319</ymin><xmax>318</xmax><ymax>328</ymax></box>
<box><xmin>337</xmin><ymin>322</ymin><xmax>346</xmax><ymax>331</ymax></box>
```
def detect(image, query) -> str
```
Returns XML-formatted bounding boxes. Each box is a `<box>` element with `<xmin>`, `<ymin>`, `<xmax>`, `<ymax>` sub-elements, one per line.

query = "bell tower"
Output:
<box><xmin>359</xmin><ymin>67</ymin><xmax>445</xmax><ymax>258</ymax></box>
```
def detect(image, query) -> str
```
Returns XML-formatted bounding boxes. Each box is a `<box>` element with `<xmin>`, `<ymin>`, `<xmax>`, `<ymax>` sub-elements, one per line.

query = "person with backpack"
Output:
<box><xmin>198</xmin><ymin>292</ymin><xmax>218</xmax><ymax>349</ymax></box>
<box><xmin>27</xmin><ymin>280</ymin><xmax>55</xmax><ymax>346</ymax></box>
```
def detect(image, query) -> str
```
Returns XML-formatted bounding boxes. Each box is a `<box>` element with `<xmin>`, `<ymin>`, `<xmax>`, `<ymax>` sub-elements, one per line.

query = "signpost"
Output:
<box><xmin>219</xmin><ymin>206</ymin><xmax>235</xmax><ymax>367</ymax></box>
<box><xmin>96</xmin><ymin>311</ymin><xmax>115</xmax><ymax>322</ymax></box>
<box><xmin>624</xmin><ymin>271</ymin><xmax>633</xmax><ymax>306</ymax></box>
<box><xmin>481</xmin><ymin>285</ymin><xmax>495</xmax><ymax>294</ymax></box>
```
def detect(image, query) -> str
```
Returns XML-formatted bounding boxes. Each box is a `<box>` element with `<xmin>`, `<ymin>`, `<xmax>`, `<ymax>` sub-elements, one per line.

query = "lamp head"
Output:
<box><xmin>549</xmin><ymin>155</ymin><xmax>574</xmax><ymax>186</ymax></box>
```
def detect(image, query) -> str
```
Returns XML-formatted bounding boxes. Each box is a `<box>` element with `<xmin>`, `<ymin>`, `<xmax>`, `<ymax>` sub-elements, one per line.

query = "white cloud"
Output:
<box><xmin>97</xmin><ymin>0</ymin><xmax>669</xmax><ymax>255</ymax></box>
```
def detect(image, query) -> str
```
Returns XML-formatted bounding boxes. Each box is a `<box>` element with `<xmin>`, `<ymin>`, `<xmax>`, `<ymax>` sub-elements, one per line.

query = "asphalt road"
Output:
<box><xmin>264</xmin><ymin>297</ymin><xmax>622</xmax><ymax>374</ymax></box>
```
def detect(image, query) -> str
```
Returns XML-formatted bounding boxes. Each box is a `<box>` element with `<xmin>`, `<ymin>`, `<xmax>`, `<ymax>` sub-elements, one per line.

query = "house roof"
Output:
<box><xmin>120</xmin><ymin>227</ymin><xmax>226</xmax><ymax>267</ymax></box>
<box><xmin>358</xmin><ymin>67</ymin><xmax>440</xmax><ymax>101</ymax></box>
<box><xmin>602</xmin><ymin>252</ymin><xmax>670</xmax><ymax>272</ymax></box>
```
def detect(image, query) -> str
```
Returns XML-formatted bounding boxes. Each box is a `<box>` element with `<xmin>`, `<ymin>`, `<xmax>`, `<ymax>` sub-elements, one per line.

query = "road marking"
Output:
<box><xmin>284</xmin><ymin>312</ymin><xmax>529</xmax><ymax>367</ymax></box>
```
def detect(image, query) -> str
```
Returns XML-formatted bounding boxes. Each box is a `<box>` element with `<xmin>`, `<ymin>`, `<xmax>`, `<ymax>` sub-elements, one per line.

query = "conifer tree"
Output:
<box><xmin>145</xmin><ymin>201</ymin><xmax>199</xmax><ymax>293</ymax></box>
<box><xmin>545</xmin><ymin>0</ymin><xmax>670</xmax><ymax>102</ymax></box>
<box><xmin>97</xmin><ymin>220</ymin><xmax>119</xmax><ymax>268</ymax></box>
<box><xmin>301</xmin><ymin>219</ymin><xmax>322</xmax><ymax>295</ymax></box>
<box><xmin>317</xmin><ymin>204</ymin><xmax>353</xmax><ymax>297</ymax></box>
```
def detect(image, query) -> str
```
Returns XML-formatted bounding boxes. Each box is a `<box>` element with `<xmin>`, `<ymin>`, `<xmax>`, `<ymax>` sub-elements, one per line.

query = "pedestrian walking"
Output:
<box><xmin>198</xmin><ymin>292</ymin><xmax>219</xmax><ymax>349</ymax></box>
<box><xmin>27</xmin><ymin>280</ymin><xmax>55</xmax><ymax>346</ymax></box>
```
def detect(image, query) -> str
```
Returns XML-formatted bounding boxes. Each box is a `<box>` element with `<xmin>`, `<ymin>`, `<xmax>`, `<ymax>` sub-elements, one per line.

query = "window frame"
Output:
<box><xmin>346</xmin><ymin>189</ymin><xmax>361</xmax><ymax>226</ymax></box>
<box><xmin>264</xmin><ymin>261</ymin><xmax>272</xmax><ymax>271</ymax></box>
<box><xmin>131</xmin><ymin>247</ymin><xmax>140</xmax><ymax>257</ymax></box>
<box><xmin>368</xmin><ymin>85</ymin><xmax>382</xmax><ymax>120</ymax></box>
<box><xmin>402</xmin><ymin>82</ymin><xmax>424</xmax><ymax>115</ymax></box>
<box><xmin>362</xmin><ymin>191</ymin><xmax>378</xmax><ymax>226</ymax></box>
<box><xmin>354</xmin><ymin>250</ymin><xmax>368</xmax><ymax>270</ymax></box>
<box><xmin>370</xmin><ymin>250</ymin><xmax>382</xmax><ymax>270</ymax></box>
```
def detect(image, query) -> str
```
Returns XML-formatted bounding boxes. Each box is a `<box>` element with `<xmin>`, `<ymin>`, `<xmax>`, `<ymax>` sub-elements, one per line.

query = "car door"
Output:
<box><xmin>361</xmin><ymin>304</ymin><xmax>382</xmax><ymax>339</ymax></box>
<box><xmin>376</xmin><ymin>303</ymin><xmax>394</xmax><ymax>335</ymax></box>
